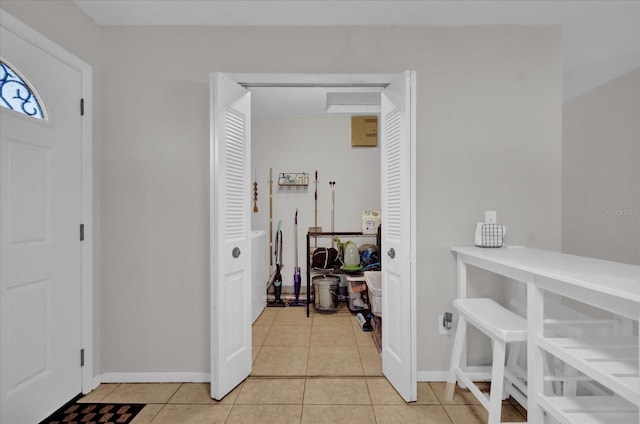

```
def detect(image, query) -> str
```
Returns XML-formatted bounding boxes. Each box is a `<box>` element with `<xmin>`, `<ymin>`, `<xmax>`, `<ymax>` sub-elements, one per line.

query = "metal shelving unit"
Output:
<box><xmin>305</xmin><ymin>231</ymin><xmax>377</xmax><ymax>317</ymax></box>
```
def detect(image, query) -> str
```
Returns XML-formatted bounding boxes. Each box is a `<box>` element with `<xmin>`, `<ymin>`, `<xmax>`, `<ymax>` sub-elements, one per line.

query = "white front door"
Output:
<box><xmin>380</xmin><ymin>71</ymin><xmax>417</xmax><ymax>402</ymax></box>
<box><xmin>1</xmin><ymin>25</ymin><xmax>83</xmax><ymax>423</ymax></box>
<box><xmin>210</xmin><ymin>72</ymin><xmax>253</xmax><ymax>400</ymax></box>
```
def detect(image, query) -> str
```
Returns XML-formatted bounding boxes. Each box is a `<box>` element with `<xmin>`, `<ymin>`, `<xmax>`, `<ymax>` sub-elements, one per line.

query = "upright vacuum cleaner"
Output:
<box><xmin>290</xmin><ymin>209</ymin><xmax>305</xmax><ymax>306</ymax></box>
<box><xmin>268</xmin><ymin>220</ymin><xmax>286</xmax><ymax>307</ymax></box>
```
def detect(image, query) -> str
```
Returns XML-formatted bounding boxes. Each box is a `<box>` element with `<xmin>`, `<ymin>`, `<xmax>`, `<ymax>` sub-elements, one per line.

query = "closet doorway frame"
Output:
<box><xmin>210</xmin><ymin>71</ymin><xmax>417</xmax><ymax>401</ymax></box>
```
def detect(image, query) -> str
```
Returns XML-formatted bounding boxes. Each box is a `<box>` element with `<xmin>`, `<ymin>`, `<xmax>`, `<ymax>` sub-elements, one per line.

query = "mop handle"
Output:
<box><xmin>314</xmin><ymin>170</ymin><xmax>318</xmax><ymax>227</ymax></box>
<box><xmin>330</xmin><ymin>181</ymin><xmax>335</xmax><ymax>232</ymax></box>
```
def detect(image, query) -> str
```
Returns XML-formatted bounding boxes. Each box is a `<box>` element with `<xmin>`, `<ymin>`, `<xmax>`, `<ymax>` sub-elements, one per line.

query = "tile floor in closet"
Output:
<box><xmin>81</xmin><ymin>305</ymin><xmax>527</xmax><ymax>423</ymax></box>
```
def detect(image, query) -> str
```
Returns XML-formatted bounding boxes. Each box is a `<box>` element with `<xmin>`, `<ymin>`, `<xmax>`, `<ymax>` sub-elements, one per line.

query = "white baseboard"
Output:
<box><xmin>417</xmin><ymin>367</ymin><xmax>491</xmax><ymax>382</ymax></box>
<box><xmin>417</xmin><ymin>371</ymin><xmax>448</xmax><ymax>382</ymax></box>
<box><xmin>95</xmin><ymin>370</ymin><xmax>484</xmax><ymax>385</ymax></box>
<box><xmin>99</xmin><ymin>372</ymin><xmax>210</xmax><ymax>384</ymax></box>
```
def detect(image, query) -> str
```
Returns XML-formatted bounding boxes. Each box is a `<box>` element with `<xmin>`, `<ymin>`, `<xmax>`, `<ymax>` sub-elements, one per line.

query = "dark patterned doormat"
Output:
<box><xmin>39</xmin><ymin>402</ymin><xmax>145</xmax><ymax>424</ymax></box>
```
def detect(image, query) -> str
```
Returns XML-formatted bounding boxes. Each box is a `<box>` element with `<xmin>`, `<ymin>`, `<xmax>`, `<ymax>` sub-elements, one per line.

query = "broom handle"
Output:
<box><xmin>330</xmin><ymin>181</ymin><xmax>335</xmax><ymax>247</ymax></box>
<box><xmin>314</xmin><ymin>170</ymin><xmax>318</xmax><ymax>247</ymax></box>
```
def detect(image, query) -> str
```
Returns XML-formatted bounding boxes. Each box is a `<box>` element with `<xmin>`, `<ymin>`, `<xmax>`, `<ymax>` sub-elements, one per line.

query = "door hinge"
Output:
<box><xmin>80</xmin><ymin>98</ymin><xmax>84</xmax><ymax>116</ymax></box>
<box><xmin>80</xmin><ymin>224</ymin><xmax>85</xmax><ymax>241</ymax></box>
<box><xmin>80</xmin><ymin>348</ymin><xmax>85</xmax><ymax>367</ymax></box>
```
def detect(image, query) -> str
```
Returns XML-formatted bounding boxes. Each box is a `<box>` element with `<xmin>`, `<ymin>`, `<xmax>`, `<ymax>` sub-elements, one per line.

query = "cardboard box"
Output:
<box><xmin>351</xmin><ymin>116</ymin><xmax>378</xmax><ymax>147</ymax></box>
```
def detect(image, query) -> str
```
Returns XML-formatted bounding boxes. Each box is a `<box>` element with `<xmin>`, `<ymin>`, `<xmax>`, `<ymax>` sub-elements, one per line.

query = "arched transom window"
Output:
<box><xmin>0</xmin><ymin>60</ymin><xmax>45</xmax><ymax>120</ymax></box>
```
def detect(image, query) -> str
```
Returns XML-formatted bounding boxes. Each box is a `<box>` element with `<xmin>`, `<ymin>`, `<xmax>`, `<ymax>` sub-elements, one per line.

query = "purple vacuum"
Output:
<box><xmin>291</xmin><ymin>209</ymin><xmax>305</xmax><ymax>306</ymax></box>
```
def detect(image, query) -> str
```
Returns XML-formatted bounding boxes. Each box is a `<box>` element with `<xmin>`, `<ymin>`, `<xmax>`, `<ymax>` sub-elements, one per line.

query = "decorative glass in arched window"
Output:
<box><xmin>0</xmin><ymin>60</ymin><xmax>45</xmax><ymax>120</ymax></box>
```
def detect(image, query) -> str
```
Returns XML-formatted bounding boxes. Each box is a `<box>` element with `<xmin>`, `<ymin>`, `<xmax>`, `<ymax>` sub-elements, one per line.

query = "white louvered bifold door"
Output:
<box><xmin>210</xmin><ymin>72</ymin><xmax>252</xmax><ymax>400</ymax></box>
<box><xmin>380</xmin><ymin>71</ymin><xmax>417</xmax><ymax>402</ymax></box>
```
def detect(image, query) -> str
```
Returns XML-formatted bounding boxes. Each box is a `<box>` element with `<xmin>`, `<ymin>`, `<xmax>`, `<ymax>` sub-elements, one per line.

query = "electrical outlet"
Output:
<box><xmin>485</xmin><ymin>210</ymin><xmax>497</xmax><ymax>224</ymax></box>
<box><xmin>438</xmin><ymin>314</ymin><xmax>453</xmax><ymax>336</ymax></box>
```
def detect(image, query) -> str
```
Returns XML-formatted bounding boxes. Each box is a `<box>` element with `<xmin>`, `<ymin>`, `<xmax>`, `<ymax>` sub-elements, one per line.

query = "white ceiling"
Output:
<box><xmin>74</xmin><ymin>0</ymin><xmax>640</xmax><ymax>108</ymax></box>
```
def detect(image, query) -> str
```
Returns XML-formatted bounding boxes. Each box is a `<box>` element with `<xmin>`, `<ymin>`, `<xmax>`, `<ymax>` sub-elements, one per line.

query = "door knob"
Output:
<box><xmin>232</xmin><ymin>247</ymin><xmax>241</xmax><ymax>258</ymax></box>
<box><xmin>387</xmin><ymin>248</ymin><xmax>395</xmax><ymax>259</ymax></box>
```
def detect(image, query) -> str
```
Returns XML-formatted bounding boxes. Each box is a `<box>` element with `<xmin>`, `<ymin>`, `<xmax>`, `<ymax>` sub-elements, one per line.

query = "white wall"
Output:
<box><xmin>0</xmin><ymin>4</ymin><xmax>563</xmax><ymax>377</ymax></box>
<box><xmin>4</xmin><ymin>2</ymin><xmax>637</xmax><ymax>385</ymax></box>
<box><xmin>96</xmin><ymin>25</ymin><xmax>561</xmax><ymax>375</ymax></box>
<box><xmin>417</xmin><ymin>27</ymin><xmax>562</xmax><ymax>371</ymax></box>
<box><xmin>251</xmin><ymin>117</ymin><xmax>381</xmax><ymax>287</ymax></box>
<box><xmin>562</xmin><ymin>68</ymin><xmax>640</xmax><ymax>265</ymax></box>
<box><xmin>1</xmin><ymin>1</ymin><xmax>99</xmax><ymax>65</ymax></box>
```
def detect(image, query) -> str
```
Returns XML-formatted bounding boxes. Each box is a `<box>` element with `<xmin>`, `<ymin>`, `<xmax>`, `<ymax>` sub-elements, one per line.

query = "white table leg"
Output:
<box><xmin>526</xmin><ymin>278</ymin><xmax>544</xmax><ymax>424</ymax></box>
<box><xmin>456</xmin><ymin>256</ymin><xmax>468</xmax><ymax>385</ymax></box>
<box><xmin>457</xmin><ymin>256</ymin><xmax>468</xmax><ymax>299</ymax></box>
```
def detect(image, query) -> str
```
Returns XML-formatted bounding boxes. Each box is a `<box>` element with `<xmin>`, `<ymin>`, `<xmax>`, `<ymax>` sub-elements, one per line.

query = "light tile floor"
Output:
<box><xmin>252</xmin><ymin>304</ymin><xmax>382</xmax><ymax>377</ymax></box>
<box><xmin>81</xmin><ymin>305</ymin><xmax>527</xmax><ymax>423</ymax></box>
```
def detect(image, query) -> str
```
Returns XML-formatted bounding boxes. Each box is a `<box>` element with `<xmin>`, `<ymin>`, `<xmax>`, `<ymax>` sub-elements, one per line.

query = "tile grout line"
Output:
<box><xmin>165</xmin><ymin>382</ymin><xmax>183</xmax><ymax>404</ymax></box>
<box><xmin>88</xmin><ymin>381</ymin><xmax>525</xmax><ymax>424</ymax></box>
<box><xmin>300</xmin><ymin>377</ymin><xmax>307</xmax><ymax>424</ymax></box>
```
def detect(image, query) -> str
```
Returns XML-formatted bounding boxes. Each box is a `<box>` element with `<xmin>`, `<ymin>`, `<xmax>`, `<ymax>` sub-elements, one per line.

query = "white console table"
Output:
<box><xmin>451</xmin><ymin>246</ymin><xmax>640</xmax><ymax>424</ymax></box>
